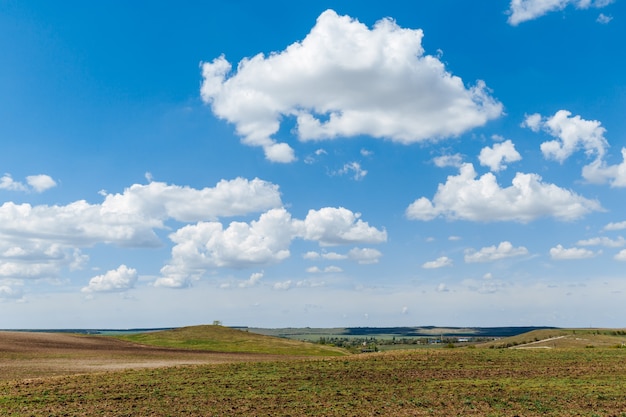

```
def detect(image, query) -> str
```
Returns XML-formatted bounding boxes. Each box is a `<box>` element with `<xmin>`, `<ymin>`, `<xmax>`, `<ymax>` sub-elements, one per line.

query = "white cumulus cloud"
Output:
<box><xmin>238</xmin><ymin>272</ymin><xmax>263</xmax><ymax>288</ymax></box>
<box><xmin>549</xmin><ymin>244</ymin><xmax>597</xmax><ymax>260</ymax></box>
<box><xmin>157</xmin><ymin>207</ymin><xmax>386</xmax><ymax>288</ymax></box>
<box><xmin>0</xmin><ymin>174</ymin><xmax>57</xmax><ymax>193</ymax></box>
<box><xmin>582</xmin><ymin>148</ymin><xmax>626</xmax><ymax>187</ymax></box>
<box><xmin>524</xmin><ymin>110</ymin><xmax>626</xmax><ymax>187</ymax></box>
<box><xmin>508</xmin><ymin>0</ymin><xmax>614</xmax><ymax>25</ymax></box>
<box><xmin>201</xmin><ymin>9</ymin><xmax>502</xmax><ymax>162</ymax></box>
<box><xmin>406</xmin><ymin>163</ymin><xmax>601</xmax><ymax>222</ymax></box>
<box><xmin>525</xmin><ymin>110</ymin><xmax>608</xmax><ymax>163</ymax></box>
<box><xmin>433</xmin><ymin>154</ymin><xmax>463</xmax><ymax>168</ymax></box>
<box><xmin>0</xmin><ymin>177</ymin><xmax>282</xmax><ymax>284</ymax></box>
<box><xmin>26</xmin><ymin>175</ymin><xmax>57</xmax><ymax>193</ymax></box>
<box><xmin>298</xmin><ymin>207</ymin><xmax>387</xmax><ymax>246</ymax></box>
<box><xmin>614</xmin><ymin>249</ymin><xmax>626</xmax><ymax>261</ymax></box>
<box><xmin>464</xmin><ymin>241</ymin><xmax>529</xmax><ymax>263</ymax></box>
<box><xmin>81</xmin><ymin>265</ymin><xmax>138</xmax><ymax>293</ymax></box>
<box><xmin>157</xmin><ymin>208</ymin><xmax>295</xmax><ymax>288</ymax></box>
<box><xmin>422</xmin><ymin>256</ymin><xmax>453</xmax><ymax>269</ymax></box>
<box><xmin>478</xmin><ymin>140</ymin><xmax>522</xmax><ymax>172</ymax></box>
<box><xmin>348</xmin><ymin>247</ymin><xmax>382</xmax><ymax>264</ymax></box>
<box><xmin>604</xmin><ymin>221</ymin><xmax>626</xmax><ymax>231</ymax></box>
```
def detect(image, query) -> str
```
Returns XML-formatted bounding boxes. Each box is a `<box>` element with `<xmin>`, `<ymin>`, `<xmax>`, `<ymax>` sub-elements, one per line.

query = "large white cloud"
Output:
<box><xmin>0</xmin><ymin>177</ymin><xmax>282</xmax><ymax>282</ymax></box>
<box><xmin>464</xmin><ymin>241</ymin><xmax>529</xmax><ymax>263</ymax></box>
<box><xmin>157</xmin><ymin>207</ymin><xmax>387</xmax><ymax>288</ymax></box>
<box><xmin>201</xmin><ymin>9</ymin><xmax>502</xmax><ymax>162</ymax></box>
<box><xmin>508</xmin><ymin>0</ymin><xmax>614</xmax><ymax>25</ymax></box>
<box><xmin>81</xmin><ymin>265</ymin><xmax>138</xmax><ymax>293</ymax></box>
<box><xmin>478</xmin><ymin>140</ymin><xmax>522</xmax><ymax>172</ymax></box>
<box><xmin>100</xmin><ymin>177</ymin><xmax>282</xmax><ymax>223</ymax></box>
<box><xmin>406</xmin><ymin>163</ymin><xmax>601</xmax><ymax>222</ymax></box>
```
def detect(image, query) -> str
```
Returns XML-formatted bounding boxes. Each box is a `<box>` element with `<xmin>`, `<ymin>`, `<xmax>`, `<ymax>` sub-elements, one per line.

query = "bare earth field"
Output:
<box><xmin>0</xmin><ymin>331</ymin><xmax>294</xmax><ymax>381</ymax></box>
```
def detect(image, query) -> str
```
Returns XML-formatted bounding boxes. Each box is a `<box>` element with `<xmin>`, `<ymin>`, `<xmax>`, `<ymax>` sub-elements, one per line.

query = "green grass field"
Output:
<box><xmin>115</xmin><ymin>325</ymin><xmax>348</xmax><ymax>356</ymax></box>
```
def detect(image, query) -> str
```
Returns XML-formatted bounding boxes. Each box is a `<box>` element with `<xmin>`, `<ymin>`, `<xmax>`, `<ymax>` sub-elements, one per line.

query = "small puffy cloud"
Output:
<box><xmin>522</xmin><ymin>113</ymin><xmax>542</xmax><ymax>131</ymax></box>
<box><xmin>525</xmin><ymin>110</ymin><xmax>608</xmax><ymax>163</ymax></box>
<box><xmin>0</xmin><ymin>175</ymin><xmax>27</xmax><ymax>192</ymax></box>
<box><xmin>436</xmin><ymin>283</ymin><xmax>449</xmax><ymax>292</ymax></box>
<box><xmin>238</xmin><ymin>272</ymin><xmax>263</xmax><ymax>288</ymax></box>
<box><xmin>298</xmin><ymin>207</ymin><xmax>387</xmax><ymax>246</ymax></box>
<box><xmin>422</xmin><ymin>256</ymin><xmax>453</xmax><ymax>269</ymax></box>
<box><xmin>335</xmin><ymin>162</ymin><xmax>367</xmax><ymax>180</ymax></box>
<box><xmin>201</xmin><ymin>9</ymin><xmax>502</xmax><ymax>162</ymax></box>
<box><xmin>433</xmin><ymin>154</ymin><xmax>463</xmax><ymax>168</ymax></box>
<box><xmin>26</xmin><ymin>175</ymin><xmax>57</xmax><ymax>193</ymax></box>
<box><xmin>614</xmin><ymin>249</ymin><xmax>626</xmax><ymax>261</ymax></box>
<box><xmin>604</xmin><ymin>221</ymin><xmax>626</xmax><ymax>231</ymax></box>
<box><xmin>507</xmin><ymin>0</ymin><xmax>614</xmax><ymax>26</ymax></box>
<box><xmin>524</xmin><ymin>111</ymin><xmax>626</xmax><ymax>187</ymax></box>
<box><xmin>464</xmin><ymin>241</ymin><xmax>529</xmax><ymax>263</ymax></box>
<box><xmin>348</xmin><ymin>247</ymin><xmax>382</xmax><ymax>264</ymax></box>
<box><xmin>478</xmin><ymin>140</ymin><xmax>522</xmax><ymax>172</ymax></box>
<box><xmin>549</xmin><ymin>244</ymin><xmax>596</xmax><ymax>260</ymax></box>
<box><xmin>406</xmin><ymin>163</ymin><xmax>601</xmax><ymax>222</ymax></box>
<box><xmin>448</xmin><ymin>236</ymin><xmax>462</xmax><ymax>241</ymax></box>
<box><xmin>582</xmin><ymin>148</ymin><xmax>626</xmax><ymax>187</ymax></box>
<box><xmin>273</xmin><ymin>280</ymin><xmax>292</xmax><ymax>290</ymax></box>
<box><xmin>303</xmin><ymin>251</ymin><xmax>321</xmax><ymax>260</ymax></box>
<box><xmin>577</xmin><ymin>236</ymin><xmax>625</xmax><ymax>248</ymax></box>
<box><xmin>81</xmin><ymin>265</ymin><xmax>138</xmax><ymax>293</ymax></box>
<box><xmin>1</xmin><ymin>174</ymin><xmax>57</xmax><ymax>193</ymax></box>
<box><xmin>597</xmin><ymin>13</ymin><xmax>613</xmax><ymax>23</ymax></box>
<box><xmin>360</xmin><ymin>149</ymin><xmax>373</xmax><ymax>157</ymax></box>
<box><xmin>321</xmin><ymin>252</ymin><xmax>348</xmax><ymax>261</ymax></box>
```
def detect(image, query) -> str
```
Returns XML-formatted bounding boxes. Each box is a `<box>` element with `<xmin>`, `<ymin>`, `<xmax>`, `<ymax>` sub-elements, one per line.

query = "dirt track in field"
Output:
<box><xmin>0</xmin><ymin>331</ymin><xmax>291</xmax><ymax>382</ymax></box>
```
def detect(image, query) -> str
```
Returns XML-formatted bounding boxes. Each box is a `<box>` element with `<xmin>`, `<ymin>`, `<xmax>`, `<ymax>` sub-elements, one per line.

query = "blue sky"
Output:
<box><xmin>1</xmin><ymin>0</ymin><xmax>625</xmax><ymax>329</ymax></box>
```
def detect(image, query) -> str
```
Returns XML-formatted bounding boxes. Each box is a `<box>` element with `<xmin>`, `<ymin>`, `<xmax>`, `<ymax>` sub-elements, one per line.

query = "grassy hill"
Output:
<box><xmin>479</xmin><ymin>328</ymin><xmax>626</xmax><ymax>349</ymax></box>
<box><xmin>115</xmin><ymin>325</ymin><xmax>349</xmax><ymax>356</ymax></box>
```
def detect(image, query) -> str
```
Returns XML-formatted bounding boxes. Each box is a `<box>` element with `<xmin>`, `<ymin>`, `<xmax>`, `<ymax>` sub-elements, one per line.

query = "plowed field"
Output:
<box><xmin>0</xmin><ymin>331</ymin><xmax>294</xmax><ymax>381</ymax></box>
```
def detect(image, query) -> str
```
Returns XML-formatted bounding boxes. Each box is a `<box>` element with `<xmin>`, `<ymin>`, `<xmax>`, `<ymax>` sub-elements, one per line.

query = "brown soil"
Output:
<box><xmin>0</xmin><ymin>331</ymin><xmax>291</xmax><ymax>382</ymax></box>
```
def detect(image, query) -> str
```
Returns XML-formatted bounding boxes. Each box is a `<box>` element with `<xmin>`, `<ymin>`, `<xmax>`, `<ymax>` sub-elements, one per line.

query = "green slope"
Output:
<box><xmin>479</xmin><ymin>328</ymin><xmax>626</xmax><ymax>349</ymax></box>
<box><xmin>115</xmin><ymin>325</ymin><xmax>349</xmax><ymax>356</ymax></box>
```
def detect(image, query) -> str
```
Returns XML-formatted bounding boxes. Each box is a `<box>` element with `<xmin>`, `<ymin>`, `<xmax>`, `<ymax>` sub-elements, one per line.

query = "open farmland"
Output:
<box><xmin>1</xmin><ymin>327</ymin><xmax>626</xmax><ymax>416</ymax></box>
<box><xmin>0</xmin><ymin>326</ymin><xmax>345</xmax><ymax>381</ymax></box>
